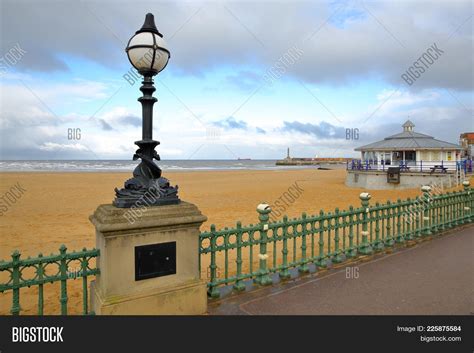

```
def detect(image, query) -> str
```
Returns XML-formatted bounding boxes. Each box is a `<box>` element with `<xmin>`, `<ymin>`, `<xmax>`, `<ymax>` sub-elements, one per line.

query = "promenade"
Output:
<box><xmin>209</xmin><ymin>225</ymin><xmax>473</xmax><ymax>315</ymax></box>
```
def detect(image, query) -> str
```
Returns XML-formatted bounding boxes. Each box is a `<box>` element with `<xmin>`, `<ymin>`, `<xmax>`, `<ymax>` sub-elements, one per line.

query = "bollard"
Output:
<box><xmin>421</xmin><ymin>186</ymin><xmax>432</xmax><ymax>236</ymax></box>
<box><xmin>358</xmin><ymin>193</ymin><xmax>373</xmax><ymax>255</ymax></box>
<box><xmin>463</xmin><ymin>180</ymin><xmax>472</xmax><ymax>223</ymax></box>
<box><xmin>255</xmin><ymin>203</ymin><xmax>272</xmax><ymax>286</ymax></box>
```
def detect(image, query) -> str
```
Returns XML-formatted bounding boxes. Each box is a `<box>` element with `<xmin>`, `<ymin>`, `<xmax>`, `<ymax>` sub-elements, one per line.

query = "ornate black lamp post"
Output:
<box><xmin>114</xmin><ymin>13</ymin><xmax>179</xmax><ymax>208</ymax></box>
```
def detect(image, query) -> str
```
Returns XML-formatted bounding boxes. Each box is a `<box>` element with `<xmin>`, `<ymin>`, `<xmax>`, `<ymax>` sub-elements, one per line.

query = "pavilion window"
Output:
<box><xmin>405</xmin><ymin>151</ymin><xmax>416</xmax><ymax>162</ymax></box>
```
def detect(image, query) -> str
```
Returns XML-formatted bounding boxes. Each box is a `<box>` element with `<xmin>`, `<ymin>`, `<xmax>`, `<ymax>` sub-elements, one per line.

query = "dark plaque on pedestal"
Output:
<box><xmin>135</xmin><ymin>242</ymin><xmax>176</xmax><ymax>281</ymax></box>
<box><xmin>387</xmin><ymin>167</ymin><xmax>401</xmax><ymax>184</ymax></box>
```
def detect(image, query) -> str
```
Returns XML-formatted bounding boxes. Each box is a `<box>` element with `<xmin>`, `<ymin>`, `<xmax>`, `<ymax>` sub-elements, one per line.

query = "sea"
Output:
<box><xmin>0</xmin><ymin>160</ymin><xmax>346</xmax><ymax>172</ymax></box>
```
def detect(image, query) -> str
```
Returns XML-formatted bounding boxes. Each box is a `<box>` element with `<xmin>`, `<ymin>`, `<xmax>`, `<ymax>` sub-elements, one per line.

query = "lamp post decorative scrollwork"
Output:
<box><xmin>114</xmin><ymin>13</ymin><xmax>179</xmax><ymax>208</ymax></box>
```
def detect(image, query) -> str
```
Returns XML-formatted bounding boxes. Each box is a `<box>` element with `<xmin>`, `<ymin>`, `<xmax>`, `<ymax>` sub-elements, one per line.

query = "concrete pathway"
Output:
<box><xmin>208</xmin><ymin>225</ymin><xmax>474</xmax><ymax>315</ymax></box>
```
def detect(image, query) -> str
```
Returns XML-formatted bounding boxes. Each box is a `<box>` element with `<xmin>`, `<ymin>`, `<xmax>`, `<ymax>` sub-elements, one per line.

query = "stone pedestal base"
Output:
<box><xmin>91</xmin><ymin>278</ymin><xmax>207</xmax><ymax>315</ymax></box>
<box><xmin>89</xmin><ymin>201</ymin><xmax>207</xmax><ymax>315</ymax></box>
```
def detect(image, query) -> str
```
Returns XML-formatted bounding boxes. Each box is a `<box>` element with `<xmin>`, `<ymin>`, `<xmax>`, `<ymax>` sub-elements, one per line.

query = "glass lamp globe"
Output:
<box><xmin>126</xmin><ymin>13</ymin><xmax>170</xmax><ymax>74</ymax></box>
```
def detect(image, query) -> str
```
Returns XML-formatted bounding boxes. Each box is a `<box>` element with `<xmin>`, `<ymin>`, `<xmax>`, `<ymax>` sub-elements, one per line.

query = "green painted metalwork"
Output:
<box><xmin>299</xmin><ymin>213</ymin><xmax>311</xmax><ymax>271</ymax></box>
<box><xmin>358</xmin><ymin>193</ymin><xmax>373</xmax><ymax>255</ymax></box>
<box><xmin>3</xmin><ymin>182</ymin><xmax>472</xmax><ymax>310</ymax></box>
<box><xmin>464</xmin><ymin>181</ymin><xmax>473</xmax><ymax>223</ymax></box>
<box><xmin>279</xmin><ymin>215</ymin><xmax>291</xmax><ymax>279</ymax></box>
<box><xmin>199</xmin><ymin>183</ymin><xmax>473</xmax><ymax>298</ymax></box>
<box><xmin>0</xmin><ymin>246</ymin><xmax>99</xmax><ymax>315</ymax></box>
<box><xmin>233</xmin><ymin>221</ymin><xmax>246</xmax><ymax>291</ymax></box>
<box><xmin>421</xmin><ymin>186</ymin><xmax>432</xmax><ymax>236</ymax></box>
<box><xmin>255</xmin><ymin>204</ymin><xmax>273</xmax><ymax>286</ymax></box>
<box><xmin>373</xmin><ymin>202</ymin><xmax>384</xmax><ymax>250</ymax></box>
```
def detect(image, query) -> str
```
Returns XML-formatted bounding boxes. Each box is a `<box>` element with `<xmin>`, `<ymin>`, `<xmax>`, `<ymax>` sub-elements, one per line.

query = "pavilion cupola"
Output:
<box><xmin>402</xmin><ymin>120</ymin><xmax>415</xmax><ymax>132</ymax></box>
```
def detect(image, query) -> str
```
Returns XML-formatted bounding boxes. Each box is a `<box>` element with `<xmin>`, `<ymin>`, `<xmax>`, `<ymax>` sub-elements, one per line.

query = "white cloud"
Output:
<box><xmin>0</xmin><ymin>0</ymin><xmax>471</xmax><ymax>160</ymax></box>
<box><xmin>1</xmin><ymin>0</ymin><xmax>472</xmax><ymax>91</ymax></box>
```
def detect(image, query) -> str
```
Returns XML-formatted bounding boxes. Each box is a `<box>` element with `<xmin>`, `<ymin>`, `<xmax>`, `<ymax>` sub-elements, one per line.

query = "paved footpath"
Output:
<box><xmin>208</xmin><ymin>225</ymin><xmax>473</xmax><ymax>315</ymax></box>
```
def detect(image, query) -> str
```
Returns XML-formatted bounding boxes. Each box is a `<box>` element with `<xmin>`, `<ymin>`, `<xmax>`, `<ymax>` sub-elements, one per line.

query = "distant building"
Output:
<box><xmin>354</xmin><ymin>120</ymin><xmax>462</xmax><ymax>171</ymax></box>
<box><xmin>276</xmin><ymin>147</ymin><xmax>351</xmax><ymax>166</ymax></box>
<box><xmin>459</xmin><ymin>132</ymin><xmax>474</xmax><ymax>158</ymax></box>
<box><xmin>346</xmin><ymin>120</ymin><xmax>469</xmax><ymax>189</ymax></box>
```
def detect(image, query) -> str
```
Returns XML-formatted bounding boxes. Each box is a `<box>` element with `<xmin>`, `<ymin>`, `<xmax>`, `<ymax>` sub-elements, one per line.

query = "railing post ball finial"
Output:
<box><xmin>359</xmin><ymin>192</ymin><xmax>371</xmax><ymax>211</ymax></box>
<box><xmin>257</xmin><ymin>203</ymin><xmax>271</xmax><ymax>213</ymax></box>
<box><xmin>255</xmin><ymin>203</ymin><xmax>272</xmax><ymax>285</ymax></box>
<box><xmin>421</xmin><ymin>185</ymin><xmax>432</xmax><ymax>193</ymax></box>
<box><xmin>257</xmin><ymin>203</ymin><xmax>271</xmax><ymax>223</ymax></box>
<box><xmin>358</xmin><ymin>192</ymin><xmax>373</xmax><ymax>255</ymax></box>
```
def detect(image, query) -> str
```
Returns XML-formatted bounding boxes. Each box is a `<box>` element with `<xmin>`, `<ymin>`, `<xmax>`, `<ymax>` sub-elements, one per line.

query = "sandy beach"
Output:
<box><xmin>0</xmin><ymin>169</ymin><xmax>466</xmax><ymax>314</ymax></box>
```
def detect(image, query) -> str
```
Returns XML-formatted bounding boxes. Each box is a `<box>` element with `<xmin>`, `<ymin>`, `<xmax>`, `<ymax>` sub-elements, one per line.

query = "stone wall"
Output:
<box><xmin>345</xmin><ymin>170</ymin><xmax>455</xmax><ymax>190</ymax></box>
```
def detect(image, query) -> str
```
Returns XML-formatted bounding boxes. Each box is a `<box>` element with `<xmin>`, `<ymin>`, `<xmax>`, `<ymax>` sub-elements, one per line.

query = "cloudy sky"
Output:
<box><xmin>0</xmin><ymin>0</ymin><xmax>472</xmax><ymax>160</ymax></box>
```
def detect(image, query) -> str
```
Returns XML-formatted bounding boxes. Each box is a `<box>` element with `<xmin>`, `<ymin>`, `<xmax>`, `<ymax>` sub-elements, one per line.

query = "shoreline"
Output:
<box><xmin>0</xmin><ymin>160</ymin><xmax>347</xmax><ymax>173</ymax></box>
<box><xmin>0</xmin><ymin>167</ymin><xmax>330</xmax><ymax>173</ymax></box>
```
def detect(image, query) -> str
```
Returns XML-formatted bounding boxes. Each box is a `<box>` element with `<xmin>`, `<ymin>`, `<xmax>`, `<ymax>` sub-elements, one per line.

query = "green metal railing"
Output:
<box><xmin>199</xmin><ymin>182</ymin><xmax>473</xmax><ymax>298</ymax></box>
<box><xmin>0</xmin><ymin>245</ymin><xmax>99</xmax><ymax>315</ymax></box>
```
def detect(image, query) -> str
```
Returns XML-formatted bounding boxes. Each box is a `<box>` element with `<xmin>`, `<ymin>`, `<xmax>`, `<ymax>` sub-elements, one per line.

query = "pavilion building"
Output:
<box><xmin>353</xmin><ymin>120</ymin><xmax>462</xmax><ymax>171</ymax></box>
<box><xmin>346</xmin><ymin>120</ymin><xmax>465</xmax><ymax>190</ymax></box>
